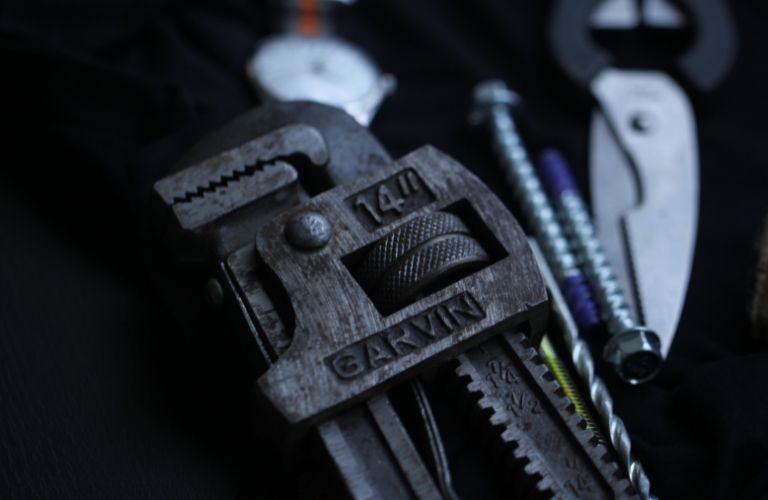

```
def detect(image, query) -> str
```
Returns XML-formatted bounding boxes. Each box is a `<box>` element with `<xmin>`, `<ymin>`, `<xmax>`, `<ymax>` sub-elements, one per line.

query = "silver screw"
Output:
<box><xmin>468</xmin><ymin>82</ymin><xmax>585</xmax><ymax>291</ymax></box>
<box><xmin>285</xmin><ymin>211</ymin><xmax>332</xmax><ymax>250</ymax></box>
<box><xmin>471</xmin><ymin>80</ymin><xmax>661</xmax><ymax>385</ymax></box>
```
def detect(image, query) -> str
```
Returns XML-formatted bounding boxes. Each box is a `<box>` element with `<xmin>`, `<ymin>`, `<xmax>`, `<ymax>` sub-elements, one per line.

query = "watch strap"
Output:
<box><xmin>279</xmin><ymin>0</ymin><xmax>353</xmax><ymax>36</ymax></box>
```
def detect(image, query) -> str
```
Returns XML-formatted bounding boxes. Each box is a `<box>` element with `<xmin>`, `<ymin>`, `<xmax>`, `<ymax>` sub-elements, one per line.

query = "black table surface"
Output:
<box><xmin>2</xmin><ymin>1</ymin><xmax>767</xmax><ymax>498</ymax></box>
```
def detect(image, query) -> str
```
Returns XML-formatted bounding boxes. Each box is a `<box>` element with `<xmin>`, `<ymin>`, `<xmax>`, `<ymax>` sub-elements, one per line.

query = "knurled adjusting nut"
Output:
<box><xmin>356</xmin><ymin>212</ymin><xmax>489</xmax><ymax>312</ymax></box>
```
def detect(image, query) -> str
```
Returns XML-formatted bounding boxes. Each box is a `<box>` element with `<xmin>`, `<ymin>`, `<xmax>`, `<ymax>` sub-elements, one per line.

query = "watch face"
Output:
<box><xmin>247</xmin><ymin>34</ymin><xmax>380</xmax><ymax>107</ymax></box>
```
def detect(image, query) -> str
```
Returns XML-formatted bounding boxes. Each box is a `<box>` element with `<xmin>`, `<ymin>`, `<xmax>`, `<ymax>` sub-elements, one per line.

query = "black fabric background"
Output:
<box><xmin>1</xmin><ymin>1</ymin><xmax>767</xmax><ymax>498</ymax></box>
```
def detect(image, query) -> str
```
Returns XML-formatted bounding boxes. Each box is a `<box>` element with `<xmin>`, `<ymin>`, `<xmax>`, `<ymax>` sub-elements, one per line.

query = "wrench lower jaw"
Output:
<box><xmin>450</xmin><ymin>331</ymin><xmax>638</xmax><ymax>499</ymax></box>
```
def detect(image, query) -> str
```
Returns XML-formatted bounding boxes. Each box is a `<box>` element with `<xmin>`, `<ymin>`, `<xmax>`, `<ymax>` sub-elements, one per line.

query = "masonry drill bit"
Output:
<box><xmin>531</xmin><ymin>241</ymin><xmax>653</xmax><ymax>500</ymax></box>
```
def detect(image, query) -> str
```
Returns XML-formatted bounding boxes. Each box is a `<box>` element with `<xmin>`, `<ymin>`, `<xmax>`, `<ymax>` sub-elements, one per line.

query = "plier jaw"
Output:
<box><xmin>549</xmin><ymin>0</ymin><xmax>737</xmax><ymax>92</ymax></box>
<box><xmin>548</xmin><ymin>0</ymin><xmax>735</xmax><ymax>358</ymax></box>
<box><xmin>590</xmin><ymin>68</ymin><xmax>698</xmax><ymax>357</ymax></box>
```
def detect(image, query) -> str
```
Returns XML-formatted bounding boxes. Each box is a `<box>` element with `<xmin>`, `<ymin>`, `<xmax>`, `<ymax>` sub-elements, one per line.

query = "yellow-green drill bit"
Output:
<box><xmin>539</xmin><ymin>334</ymin><xmax>606</xmax><ymax>445</ymax></box>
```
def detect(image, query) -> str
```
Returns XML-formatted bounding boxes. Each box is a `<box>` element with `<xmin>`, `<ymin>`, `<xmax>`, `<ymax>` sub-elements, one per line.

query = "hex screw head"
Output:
<box><xmin>469</xmin><ymin>80</ymin><xmax>520</xmax><ymax>125</ymax></box>
<box><xmin>473</xmin><ymin>80</ymin><xmax>520</xmax><ymax>107</ymax></box>
<box><xmin>603</xmin><ymin>327</ymin><xmax>662</xmax><ymax>384</ymax></box>
<box><xmin>285</xmin><ymin>211</ymin><xmax>332</xmax><ymax>250</ymax></box>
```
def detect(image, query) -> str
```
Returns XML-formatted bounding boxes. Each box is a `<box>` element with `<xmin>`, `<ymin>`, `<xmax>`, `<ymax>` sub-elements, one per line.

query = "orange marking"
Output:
<box><xmin>299</xmin><ymin>0</ymin><xmax>320</xmax><ymax>37</ymax></box>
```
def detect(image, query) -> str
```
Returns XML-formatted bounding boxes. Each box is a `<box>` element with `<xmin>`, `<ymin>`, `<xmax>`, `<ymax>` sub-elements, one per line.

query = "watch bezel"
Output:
<box><xmin>245</xmin><ymin>33</ymin><xmax>395</xmax><ymax>126</ymax></box>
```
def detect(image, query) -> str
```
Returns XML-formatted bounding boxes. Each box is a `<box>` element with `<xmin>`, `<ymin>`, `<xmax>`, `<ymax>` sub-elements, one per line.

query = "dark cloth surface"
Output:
<box><xmin>1</xmin><ymin>1</ymin><xmax>768</xmax><ymax>498</ymax></box>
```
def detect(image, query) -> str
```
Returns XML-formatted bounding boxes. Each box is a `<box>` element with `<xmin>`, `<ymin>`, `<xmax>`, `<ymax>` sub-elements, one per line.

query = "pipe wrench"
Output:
<box><xmin>151</xmin><ymin>101</ymin><xmax>638</xmax><ymax>498</ymax></box>
<box><xmin>550</xmin><ymin>0</ymin><xmax>736</xmax><ymax>357</ymax></box>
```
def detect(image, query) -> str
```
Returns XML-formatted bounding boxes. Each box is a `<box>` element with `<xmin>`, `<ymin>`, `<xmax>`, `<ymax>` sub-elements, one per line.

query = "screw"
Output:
<box><xmin>285</xmin><ymin>211</ymin><xmax>332</xmax><ymax>250</ymax></box>
<box><xmin>470</xmin><ymin>80</ymin><xmax>600</xmax><ymax>331</ymax></box>
<box><xmin>539</xmin><ymin>149</ymin><xmax>662</xmax><ymax>385</ymax></box>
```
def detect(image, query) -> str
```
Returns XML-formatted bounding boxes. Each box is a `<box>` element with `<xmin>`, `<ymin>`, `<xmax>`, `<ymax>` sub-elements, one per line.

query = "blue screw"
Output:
<box><xmin>539</xmin><ymin>149</ymin><xmax>662</xmax><ymax>384</ymax></box>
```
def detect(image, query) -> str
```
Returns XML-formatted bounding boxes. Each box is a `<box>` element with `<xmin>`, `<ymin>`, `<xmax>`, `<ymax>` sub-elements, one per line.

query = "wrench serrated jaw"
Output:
<box><xmin>152</xmin><ymin>124</ymin><xmax>329</xmax><ymax>263</ymax></box>
<box><xmin>154</xmin><ymin>124</ymin><xmax>327</xmax><ymax>208</ymax></box>
<box><xmin>454</xmin><ymin>332</ymin><xmax>637</xmax><ymax>498</ymax></box>
<box><xmin>169</xmin><ymin>161</ymin><xmax>298</xmax><ymax>231</ymax></box>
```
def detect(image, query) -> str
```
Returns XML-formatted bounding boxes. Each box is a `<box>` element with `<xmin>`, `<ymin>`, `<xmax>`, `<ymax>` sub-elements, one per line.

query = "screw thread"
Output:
<box><xmin>539</xmin><ymin>150</ymin><xmax>661</xmax><ymax>385</ymax></box>
<box><xmin>488</xmin><ymin>108</ymin><xmax>600</xmax><ymax>330</ymax></box>
<box><xmin>490</xmin><ymin>109</ymin><xmax>576</xmax><ymax>278</ymax></box>
<box><xmin>560</xmin><ymin>193</ymin><xmax>637</xmax><ymax>334</ymax></box>
<box><xmin>538</xmin><ymin>148</ymin><xmax>637</xmax><ymax>334</ymax></box>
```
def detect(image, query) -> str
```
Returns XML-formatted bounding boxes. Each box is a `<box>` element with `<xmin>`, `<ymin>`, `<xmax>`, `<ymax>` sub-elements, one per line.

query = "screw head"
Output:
<box><xmin>473</xmin><ymin>80</ymin><xmax>520</xmax><ymax>106</ymax></box>
<box><xmin>469</xmin><ymin>80</ymin><xmax>520</xmax><ymax>125</ymax></box>
<box><xmin>285</xmin><ymin>211</ymin><xmax>332</xmax><ymax>250</ymax></box>
<box><xmin>603</xmin><ymin>327</ymin><xmax>662</xmax><ymax>384</ymax></box>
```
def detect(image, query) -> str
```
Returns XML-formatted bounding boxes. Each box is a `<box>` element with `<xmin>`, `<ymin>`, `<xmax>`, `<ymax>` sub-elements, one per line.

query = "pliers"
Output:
<box><xmin>548</xmin><ymin>0</ymin><xmax>737</xmax><ymax>358</ymax></box>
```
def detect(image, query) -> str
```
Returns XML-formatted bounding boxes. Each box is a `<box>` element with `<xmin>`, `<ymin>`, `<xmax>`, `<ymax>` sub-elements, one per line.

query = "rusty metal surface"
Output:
<box><xmin>175</xmin><ymin>100</ymin><xmax>392</xmax><ymax>186</ymax></box>
<box><xmin>153</xmin><ymin>124</ymin><xmax>327</xmax><ymax>263</ymax></box>
<box><xmin>318</xmin><ymin>393</ymin><xmax>444</xmax><ymax>500</ymax></box>
<box><xmin>253</xmin><ymin>146</ymin><xmax>547</xmax><ymax>428</ymax></box>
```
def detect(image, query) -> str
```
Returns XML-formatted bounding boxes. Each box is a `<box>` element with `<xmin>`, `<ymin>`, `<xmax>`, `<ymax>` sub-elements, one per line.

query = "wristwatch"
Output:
<box><xmin>245</xmin><ymin>0</ymin><xmax>395</xmax><ymax>126</ymax></box>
